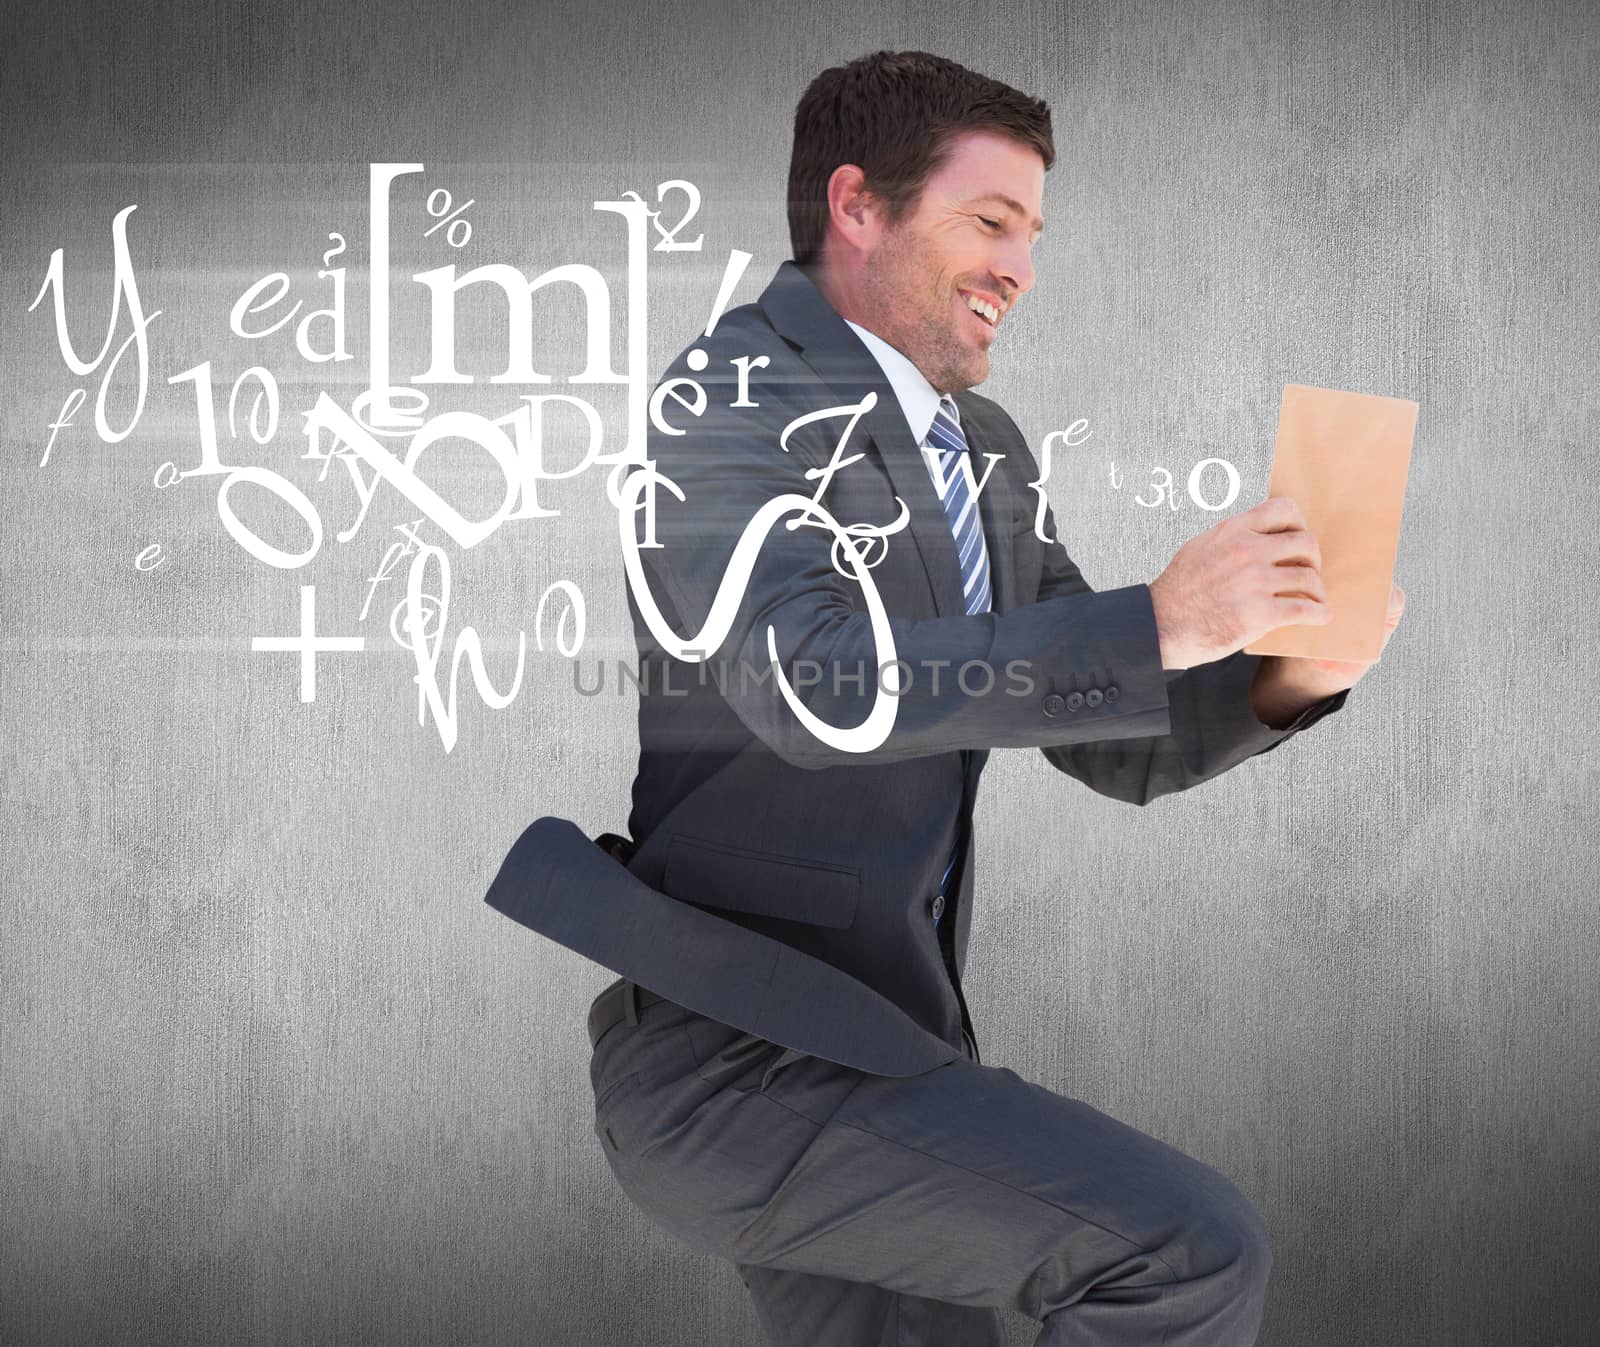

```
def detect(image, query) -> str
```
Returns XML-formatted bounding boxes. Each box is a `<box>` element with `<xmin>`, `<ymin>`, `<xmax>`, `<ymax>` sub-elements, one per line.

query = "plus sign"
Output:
<box><xmin>252</xmin><ymin>585</ymin><xmax>365</xmax><ymax>702</ymax></box>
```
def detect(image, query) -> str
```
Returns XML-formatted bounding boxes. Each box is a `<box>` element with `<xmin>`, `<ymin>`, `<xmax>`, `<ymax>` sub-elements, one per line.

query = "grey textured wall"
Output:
<box><xmin>4</xmin><ymin>1</ymin><xmax>1597</xmax><ymax>1343</ymax></box>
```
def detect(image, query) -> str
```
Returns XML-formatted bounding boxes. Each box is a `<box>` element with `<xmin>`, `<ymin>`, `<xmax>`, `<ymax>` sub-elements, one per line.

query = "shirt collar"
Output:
<box><xmin>843</xmin><ymin>319</ymin><xmax>950</xmax><ymax>445</ymax></box>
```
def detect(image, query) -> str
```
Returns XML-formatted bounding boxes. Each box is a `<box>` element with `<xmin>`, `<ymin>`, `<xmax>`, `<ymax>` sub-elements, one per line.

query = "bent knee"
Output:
<box><xmin>1170</xmin><ymin>1179</ymin><xmax>1273</xmax><ymax>1291</ymax></box>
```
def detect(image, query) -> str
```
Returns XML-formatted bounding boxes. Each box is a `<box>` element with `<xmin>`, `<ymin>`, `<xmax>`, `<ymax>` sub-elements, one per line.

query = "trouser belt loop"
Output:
<box><xmin>622</xmin><ymin>980</ymin><xmax>641</xmax><ymax>1026</ymax></box>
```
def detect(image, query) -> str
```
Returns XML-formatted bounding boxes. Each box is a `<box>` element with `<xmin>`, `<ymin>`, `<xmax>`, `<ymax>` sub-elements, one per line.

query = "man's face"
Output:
<box><xmin>855</xmin><ymin>129</ymin><xmax>1046</xmax><ymax>393</ymax></box>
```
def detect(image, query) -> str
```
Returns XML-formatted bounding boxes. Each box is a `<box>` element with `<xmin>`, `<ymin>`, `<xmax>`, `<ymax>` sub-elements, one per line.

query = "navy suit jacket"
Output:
<box><xmin>485</xmin><ymin>261</ymin><xmax>1348</xmax><ymax>1076</ymax></box>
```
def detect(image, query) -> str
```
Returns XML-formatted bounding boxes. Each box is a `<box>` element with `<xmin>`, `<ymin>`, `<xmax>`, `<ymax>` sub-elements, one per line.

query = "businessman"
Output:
<box><xmin>485</xmin><ymin>49</ymin><xmax>1405</xmax><ymax>1345</ymax></box>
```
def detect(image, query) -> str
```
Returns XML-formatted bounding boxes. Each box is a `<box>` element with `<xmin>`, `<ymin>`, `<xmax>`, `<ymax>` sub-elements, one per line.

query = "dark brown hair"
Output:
<box><xmin>787</xmin><ymin>50</ymin><xmax>1055</xmax><ymax>267</ymax></box>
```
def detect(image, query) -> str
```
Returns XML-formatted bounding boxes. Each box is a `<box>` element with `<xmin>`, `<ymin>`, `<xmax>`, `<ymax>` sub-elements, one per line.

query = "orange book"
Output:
<box><xmin>1244</xmin><ymin>383</ymin><xmax>1419</xmax><ymax>663</ymax></box>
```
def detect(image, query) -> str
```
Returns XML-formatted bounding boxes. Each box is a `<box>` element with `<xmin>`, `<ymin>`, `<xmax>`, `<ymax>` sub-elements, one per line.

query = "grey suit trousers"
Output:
<box><xmin>589</xmin><ymin>980</ymin><xmax>1272</xmax><ymax>1345</ymax></box>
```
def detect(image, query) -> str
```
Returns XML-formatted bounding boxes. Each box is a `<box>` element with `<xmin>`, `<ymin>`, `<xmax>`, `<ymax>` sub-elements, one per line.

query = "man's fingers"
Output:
<box><xmin>1282</xmin><ymin>596</ymin><xmax>1333</xmax><ymax>626</ymax></box>
<box><xmin>1265</xmin><ymin>561</ymin><xmax>1328</xmax><ymax>606</ymax></box>
<box><xmin>1244</xmin><ymin>495</ymin><xmax>1308</xmax><ymax>534</ymax></box>
<box><xmin>1263</xmin><ymin>528</ymin><xmax>1322</xmax><ymax>572</ymax></box>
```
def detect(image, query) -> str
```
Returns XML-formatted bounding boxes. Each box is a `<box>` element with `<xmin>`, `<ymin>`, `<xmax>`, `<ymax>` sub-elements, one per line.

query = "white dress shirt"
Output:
<box><xmin>844</xmin><ymin>319</ymin><xmax>945</xmax><ymax>452</ymax></box>
<box><xmin>844</xmin><ymin>319</ymin><xmax>990</xmax><ymax>585</ymax></box>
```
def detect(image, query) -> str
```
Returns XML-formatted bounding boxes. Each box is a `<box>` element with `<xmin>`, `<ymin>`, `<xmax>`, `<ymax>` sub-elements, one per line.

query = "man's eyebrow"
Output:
<box><xmin>970</xmin><ymin>193</ymin><xmax>1045</xmax><ymax>234</ymax></box>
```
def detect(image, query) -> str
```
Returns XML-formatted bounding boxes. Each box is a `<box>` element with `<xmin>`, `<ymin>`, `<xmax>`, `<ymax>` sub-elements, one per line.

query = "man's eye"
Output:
<box><xmin>978</xmin><ymin>216</ymin><xmax>1002</xmax><ymax>230</ymax></box>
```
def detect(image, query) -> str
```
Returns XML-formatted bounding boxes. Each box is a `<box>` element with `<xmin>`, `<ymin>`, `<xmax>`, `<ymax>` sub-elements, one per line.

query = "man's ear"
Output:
<box><xmin>825</xmin><ymin>164</ymin><xmax>881</xmax><ymax>255</ymax></box>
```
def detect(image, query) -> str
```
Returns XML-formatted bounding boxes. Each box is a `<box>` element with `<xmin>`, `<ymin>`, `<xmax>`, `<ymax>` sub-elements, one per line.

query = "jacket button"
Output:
<box><xmin>1065</xmin><ymin>691</ymin><xmax>1085</xmax><ymax>711</ymax></box>
<box><xmin>1041</xmin><ymin>692</ymin><xmax>1066</xmax><ymax>717</ymax></box>
<box><xmin>930</xmin><ymin>893</ymin><xmax>945</xmax><ymax>921</ymax></box>
<box><xmin>1085</xmin><ymin>688</ymin><xmax>1103</xmax><ymax>707</ymax></box>
<box><xmin>1104</xmin><ymin>685</ymin><xmax>1119</xmax><ymax>702</ymax></box>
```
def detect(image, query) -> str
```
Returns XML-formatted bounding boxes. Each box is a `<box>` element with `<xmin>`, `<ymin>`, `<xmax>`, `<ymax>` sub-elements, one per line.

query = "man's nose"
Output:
<box><xmin>994</xmin><ymin>239</ymin><xmax>1035</xmax><ymax>296</ymax></box>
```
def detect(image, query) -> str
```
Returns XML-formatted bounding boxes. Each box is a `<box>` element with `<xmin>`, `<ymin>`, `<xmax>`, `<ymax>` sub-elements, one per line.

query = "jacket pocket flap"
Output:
<box><xmin>662</xmin><ymin>834</ymin><xmax>860</xmax><ymax>930</ymax></box>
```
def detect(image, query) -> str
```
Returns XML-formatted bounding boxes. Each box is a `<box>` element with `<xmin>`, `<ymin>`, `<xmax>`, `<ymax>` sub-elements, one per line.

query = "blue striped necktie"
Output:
<box><xmin>925</xmin><ymin>395</ymin><xmax>991</xmax><ymax>927</ymax></box>
<box><xmin>927</xmin><ymin>397</ymin><xmax>993</xmax><ymax>617</ymax></box>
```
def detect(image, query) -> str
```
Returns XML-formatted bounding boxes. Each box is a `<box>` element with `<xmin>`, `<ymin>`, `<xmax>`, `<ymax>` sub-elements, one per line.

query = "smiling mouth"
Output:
<box><xmin>960</xmin><ymin>291</ymin><xmax>1003</xmax><ymax>327</ymax></box>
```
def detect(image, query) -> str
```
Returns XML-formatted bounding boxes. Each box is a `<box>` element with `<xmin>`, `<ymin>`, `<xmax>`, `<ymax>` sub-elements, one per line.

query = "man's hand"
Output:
<box><xmin>1148</xmin><ymin>497</ymin><xmax>1332</xmax><ymax>670</ymax></box>
<box><xmin>1249</xmin><ymin>582</ymin><xmax>1406</xmax><ymax>727</ymax></box>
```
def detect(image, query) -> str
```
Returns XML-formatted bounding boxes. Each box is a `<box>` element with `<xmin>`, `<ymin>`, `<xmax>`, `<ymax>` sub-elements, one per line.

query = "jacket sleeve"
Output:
<box><xmin>626</xmin><ymin>341</ymin><xmax>1182</xmax><ymax>770</ymax></box>
<box><xmin>1027</xmin><ymin>468</ymin><xmax>1350</xmax><ymax>806</ymax></box>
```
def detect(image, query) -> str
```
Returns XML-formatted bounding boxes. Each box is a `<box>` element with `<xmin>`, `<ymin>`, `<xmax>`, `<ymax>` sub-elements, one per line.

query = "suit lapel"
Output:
<box><xmin>758</xmin><ymin>262</ymin><xmax>1015</xmax><ymax>619</ymax></box>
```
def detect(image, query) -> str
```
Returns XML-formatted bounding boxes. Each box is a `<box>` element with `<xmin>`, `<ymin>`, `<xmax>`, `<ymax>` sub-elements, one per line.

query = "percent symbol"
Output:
<box><xmin>424</xmin><ymin>188</ymin><xmax>475</xmax><ymax>247</ymax></box>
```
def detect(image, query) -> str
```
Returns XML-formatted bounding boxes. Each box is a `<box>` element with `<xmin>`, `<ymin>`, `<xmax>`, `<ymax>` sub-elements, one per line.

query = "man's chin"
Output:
<box><xmin>946</xmin><ymin>353</ymin><xmax>990</xmax><ymax>393</ymax></box>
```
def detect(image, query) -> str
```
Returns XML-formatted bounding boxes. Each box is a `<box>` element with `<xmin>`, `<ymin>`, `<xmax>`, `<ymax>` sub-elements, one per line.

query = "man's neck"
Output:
<box><xmin>808</xmin><ymin>259</ymin><xmax>944</xmax><ymax>394</ymax></box>
<box><xmin>809</xmin><ymin>258</ymin><xmax>878</xmax><ymax>342</ymax></box>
